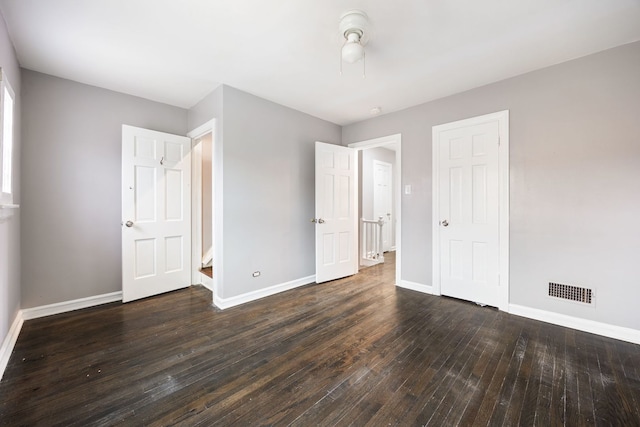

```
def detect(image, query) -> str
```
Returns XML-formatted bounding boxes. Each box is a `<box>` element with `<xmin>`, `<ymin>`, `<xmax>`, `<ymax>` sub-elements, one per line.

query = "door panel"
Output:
<box><xmin>122</xmin><ymin>125</ymin><xmax>191</xmax><ymax>302</ymax></box>
<box><xmin>437</xmin><ymin>120</ymin><xmax>500</xmax><ymax>307</ymax></box>
<box><xmin>373</xmin><ymin>160</ymin><xmax>392</xmax><ymax>252</ymax></box>
<box><xmin>315</xmin><ymin>142</ymin><xmax>357</xmax><ymax>283</ymax></box>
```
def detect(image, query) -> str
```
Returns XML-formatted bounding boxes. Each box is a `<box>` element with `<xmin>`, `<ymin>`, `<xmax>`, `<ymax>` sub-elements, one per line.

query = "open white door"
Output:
<box><xmin>122</xmin><ymin>125</ymin><xmax>192</xmax><ymax>302</ymax></box>
<box><xmin>315</xmin><ymin>141</ymin><xmax>358</xmax><ymax>283</ymax></box>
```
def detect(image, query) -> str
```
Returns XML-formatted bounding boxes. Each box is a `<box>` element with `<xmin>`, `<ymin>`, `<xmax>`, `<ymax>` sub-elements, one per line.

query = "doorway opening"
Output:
<box><xmin>196</xmin><ymin>133</ymin><xmax>213</xmax><ymax>278</ymax></box>
<box><xmin>189</xmin><ymin>119</ymin><xmax>217</xmax><ymax>294</ymax></box>
<box><xmin>348</xmin><ymin>134</ymin><xmax>401</xmax><ymax>287</ymax></box>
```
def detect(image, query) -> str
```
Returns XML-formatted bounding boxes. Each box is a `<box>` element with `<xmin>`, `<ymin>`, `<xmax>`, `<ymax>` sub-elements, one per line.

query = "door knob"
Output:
<box><xmin>318</xmin><ymin>218</ymin><xmax>325</xmax><ymax>224</ymax></box>
<box><xmin>311</xmin><ymin>218</ymin><xmax>318</xmax><ymax>223</ymax></box>
<box><xmin>125</xmin><ymin>220</ymin><xmax>134</xmax><ymax>228</ymax></box>
<box><xmin>441</xmin><ymin>220</ymin><xmax>449</xmax><ymax>227</ymax></box>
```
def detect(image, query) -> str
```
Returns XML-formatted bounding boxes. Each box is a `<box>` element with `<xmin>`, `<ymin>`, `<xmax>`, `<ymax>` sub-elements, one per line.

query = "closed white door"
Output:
<box><xmin>373</xmin><ymin>160</ymin><xmax>392</xmax><ymax>252</ymax></box>
<box><xmin>435</xmin><ymin>120</ymin><xmax>500</xmax><ymax>307</ymax></box>
<box><xmin>122</xmin><ymin>125</ymin><xmax>192</xmax><ymax>302</ymax></box>
<box><xmin>315</xmin><ymin>141</ymin><xmax>358</xmax><ymax>283</ymax></box>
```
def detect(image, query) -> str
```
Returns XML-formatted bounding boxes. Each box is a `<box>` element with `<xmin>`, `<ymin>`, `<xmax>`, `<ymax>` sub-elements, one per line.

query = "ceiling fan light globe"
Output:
<box><xmin>342</xmin><ymin>42</ymin><xmax>364</xmax><ymax>63</ymax></box>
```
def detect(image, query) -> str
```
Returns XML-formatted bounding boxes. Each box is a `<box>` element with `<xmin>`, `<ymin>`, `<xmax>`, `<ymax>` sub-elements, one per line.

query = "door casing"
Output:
<box><xmin>188</xmin><ymin>119</ymin><xmax>221</xmax><ymax>301</ymax></box>
<box><xmin>431</xmin><ymin>111</ymin><xmax>510</xmax><ymax>311</ymax></box>
<box><xmin>348</xmin><ymin>134</ymin><xmax>402</xmax><ymax>288</ymax></box>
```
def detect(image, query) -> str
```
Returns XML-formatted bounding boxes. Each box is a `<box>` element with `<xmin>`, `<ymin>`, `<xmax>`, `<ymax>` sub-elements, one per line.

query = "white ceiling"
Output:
<box><xmin>1</xmin><ymin>0</ymin><xmax>639</xmax><ymax>125</ymax></box>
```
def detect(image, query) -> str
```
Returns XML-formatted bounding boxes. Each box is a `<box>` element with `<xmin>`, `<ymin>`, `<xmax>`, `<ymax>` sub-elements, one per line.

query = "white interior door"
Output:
<box><xmin>373</xmin><ymin>160</ymin><xmax>392</xmax><ymax>252</ymax></box>
<box><xmin>435</xmin><ymin>119</ymin><xmax>500</xmax><ymax>307</ymax></box>
<box><xmin>315</xmin><ymin>141</ymin><xmax>358</xmax><ymax>283</ymax></box>
<box><xmin>122</xmin><ymin>125</ymin><xmax>192</xmax><ymax>302</ymax></box>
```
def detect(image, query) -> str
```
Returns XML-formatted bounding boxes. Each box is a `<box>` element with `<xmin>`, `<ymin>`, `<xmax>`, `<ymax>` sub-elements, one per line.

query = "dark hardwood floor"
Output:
<box><xmin>1</xmin><ymin>253</ymin><xmax>639</xmax><ymax>426</ymax></box>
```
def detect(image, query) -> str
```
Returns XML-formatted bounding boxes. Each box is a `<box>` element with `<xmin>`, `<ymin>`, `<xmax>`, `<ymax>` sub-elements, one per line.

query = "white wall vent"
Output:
<box><xmin>548</xmin><ymin>282</ymin><xmax>593</xmax><ymax>304</ymax></box>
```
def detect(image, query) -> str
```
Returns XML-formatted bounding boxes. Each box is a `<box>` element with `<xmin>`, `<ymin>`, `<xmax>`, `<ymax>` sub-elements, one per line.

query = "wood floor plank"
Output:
<box><xmin>498</xmin><ymin>320</ymin><xmax>539</xmax><ymax>426</ymax></box>
<box><xmin>469</xmin><ymin>320</ymin><xmax>525</xmax><ymax>426</ymax></box>
<box><xmin>562</xmin><ymin>329</ymin><xmax>580</xmax><ymax>426</ymax></box>
<box><xmin>613</xmin><ymin>338</ymin><xmax>640</xmax><ymax>421</ymax></box>
<box><xmin>568</xmin><ymin>328</ymin><xmax>597</xmax><ymax>425</ymax></box>
<box><xmin>547</xmin><ymin>324</ymin><xmax>568</xmax><ymax>426</ymax></box>
<box><xmin>1</xmin><ymin>253</ymin><xmax>639</xmax><ymax>426</ymax></box>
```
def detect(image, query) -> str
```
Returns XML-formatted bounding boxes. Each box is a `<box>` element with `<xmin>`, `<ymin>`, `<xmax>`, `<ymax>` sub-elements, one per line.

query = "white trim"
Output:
<box><xmin>509</xmin><ymin>304</ymin><xmax>640</xmax><ymax>345</ymax></box>
<box><xmin>21</xmin><ymin>291</ymin><xmax>123</xmax><ymax>320</ymax></box>
<box><xmin>348</xmin><ymin>134</ymin><xmax>402</xmax><ymax>288</ymax></box>
<box><xmin>432</xmin><ymin>111</ymin><xmax>510</xmax><ymax>311</ymax></box>
<box><xmin>198</xmin><ymin>272</ymin><xmax>214</xmax><ymax>292</ymax></box>
<box><xmin>0</xmin><ymin>311</ymin><xmax>24</xmax><ymax>381</ymax></box>
<box><xmin>213</xmin><ymin>275</ymin><xmax>316</xmax><ymax>310</ymax></box>
<box><xmin>187</xmin><ymin>118</ymin><xmax>223</xmax><ymax>307</ymax></box>
<box><xmin>397</xmin><ymin>280</ymin><xmax>436</xmax><ymax>295</ymax></box>
<box><xmin>497</xmin><ymin>113</ymin><xmax>510</xmax><ymax>310</ymax></box>
<box><xmin>187</xmin><ymin>119</ymin><xmax>216</xmax><ymax>139</ymax></box>
<box><xmin>349</xmin><ymin>133</ymin><xmax>401</xmax><ymax>149</ymax></box>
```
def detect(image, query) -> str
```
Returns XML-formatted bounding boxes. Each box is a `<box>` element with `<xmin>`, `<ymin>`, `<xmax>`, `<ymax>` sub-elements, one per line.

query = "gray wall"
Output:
<box><xmin>189</xmin><ymin>85</ymin><xmax>341</xmax><ymax>299</ymax></box>
<box><xmin>0</xmin><ymin>12</ymin><xmax>21</xmax><ymax>348</ymax></box>
<box><xmin>21</xmin><ymin>70</ymin><xmax>187</xmax><ymax>308</ymax></box>
<box><xmin>222</xmin><ymin>86</ymin><xmax>341</xmax><ymax>298</ymax></box>
<box><xmin>187</xmin><ymin>86</ymin><xmax>224</xmax><ymax>290</ymax></box>
<box><xmin>187</xmin><ymin>86</ymin><xmax>223</xmax><ymax>133</ymax></box>
<box><xmin>342</xmin><ymin>41</ymin><xmax>640</xmax><ymax>330</ymax></box>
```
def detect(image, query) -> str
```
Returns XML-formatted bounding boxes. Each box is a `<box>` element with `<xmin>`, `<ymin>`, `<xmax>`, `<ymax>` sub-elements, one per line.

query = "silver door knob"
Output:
<box><xmin>441</xmin><ymin>220</ymin><xmax>449</xmax><ymax>227</ymax></box>
<box><xmin>318</xmin><ymin>218</ymin><xmax>325</xmax><ymax>224</ymax></box>
<box><xmin>125</xmin><ymin>220</ymin><xmax>134</xmax><ymax>228</ymax></box>
<box><xmin>311</xmin><ymin>218</ymin><xmax>317</xmax><ymax>223</ymax></box>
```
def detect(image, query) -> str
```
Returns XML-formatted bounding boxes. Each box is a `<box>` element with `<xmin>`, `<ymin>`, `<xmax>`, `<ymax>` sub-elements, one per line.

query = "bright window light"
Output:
<box><xmin>1</xmin><ymin>71</ymin><xmax>15</xmax><ymax>202</ymax></box>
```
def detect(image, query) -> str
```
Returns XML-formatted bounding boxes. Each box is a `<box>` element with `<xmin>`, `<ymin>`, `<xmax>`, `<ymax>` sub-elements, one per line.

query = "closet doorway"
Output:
<box><xmin>189</xmin><ymin>120</ymin><xmax>217</xmax><ymax>293</ymax></box>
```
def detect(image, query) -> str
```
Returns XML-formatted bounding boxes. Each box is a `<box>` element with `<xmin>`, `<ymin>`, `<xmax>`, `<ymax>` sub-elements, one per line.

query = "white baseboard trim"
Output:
<box><xmin>360</xmin><ymin>259</ymin><xmax>383</xmax><ymax>268</ymax></box>
<box><xmin>22</xmin><ymin>291</ymin><xmax>123</xmax><ymax>321</ymax></box>
<box><xmin>214</xmin><ymin>275</ymin><xmax>316</xmax><ymax>310</ymax></box>
<box><xmin>397</xmin><ymin>280</ymin><xmax>437</xmax><ymax>295</ymax></box>
<box><xmin>198</xmin><ymin>273</ymin><xmax>214</xmax><ymax>292</ymax></box>
<box><xmin>509</xmin><ymin>304</ymin><xmax>640</xmax><ymax>345</ymax></box>
<box><xmin>0</xmin><ymin>311</ymin><xmax>24</xmax><ymax>381</ymax></box>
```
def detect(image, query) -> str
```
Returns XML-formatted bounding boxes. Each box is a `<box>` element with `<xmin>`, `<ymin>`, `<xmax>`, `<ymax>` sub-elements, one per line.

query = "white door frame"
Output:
<box><xmin>348</xmin><ymin>134</ymin><xmax>402</xmax><ymax>288</ymax></box>
<box><xmin>432</xmin><ymin>111</ymin><xmax>509</xmax><ymax>311</ymax></box>
<box><xmin>188</xmin><ymin>119</ymin><xmax>222</xmax><ymax>303</ymax></box>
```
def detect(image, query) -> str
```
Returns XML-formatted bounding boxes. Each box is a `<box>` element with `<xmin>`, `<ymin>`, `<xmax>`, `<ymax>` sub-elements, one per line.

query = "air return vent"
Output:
<box><xmin>548</xmin><ymin>282</ymin><xmax>592</xmax><ymax>304</ymax></box>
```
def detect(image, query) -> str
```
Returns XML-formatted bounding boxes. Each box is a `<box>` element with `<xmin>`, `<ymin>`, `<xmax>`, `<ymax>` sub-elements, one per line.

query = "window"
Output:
<box><xmin>0</xmin><ymin>68</ymin><xmax>15</xmax><ymax>205</ymax></box>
